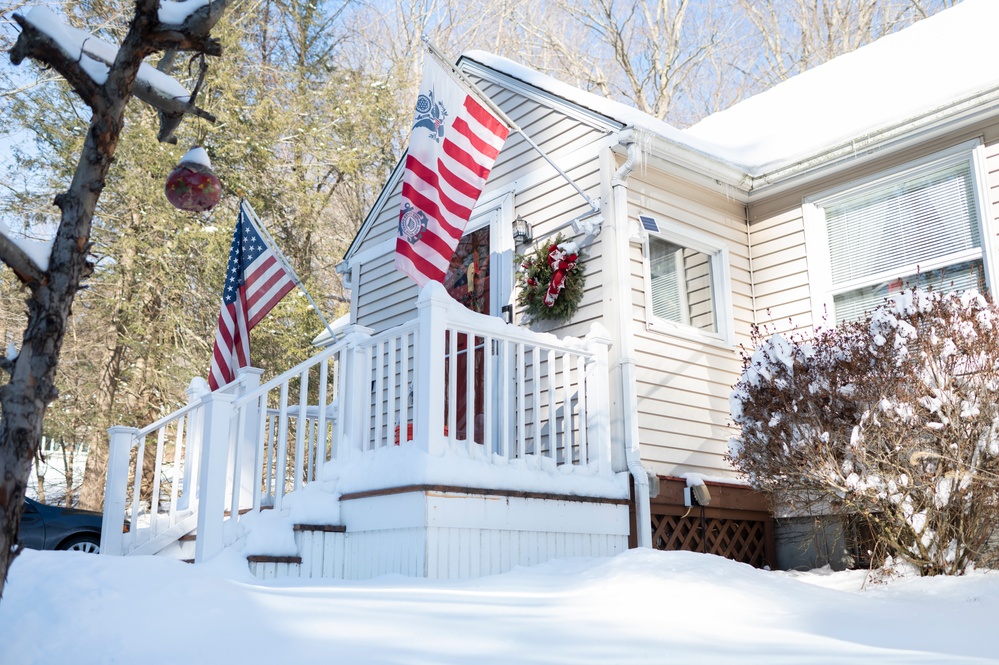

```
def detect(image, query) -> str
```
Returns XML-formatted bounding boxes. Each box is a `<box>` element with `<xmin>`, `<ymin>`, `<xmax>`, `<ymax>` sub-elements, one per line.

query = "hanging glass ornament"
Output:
<box><xmin>165</xmin><ymin>146</ymin><xmax>222</xmax><ymax>212</ymax></box>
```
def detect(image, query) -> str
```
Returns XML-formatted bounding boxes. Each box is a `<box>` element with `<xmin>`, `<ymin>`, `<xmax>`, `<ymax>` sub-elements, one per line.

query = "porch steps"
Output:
<box><xmin>247</xmin><ymin>524</ymin><xmax>347</xmax><ymax>580</ymax></box>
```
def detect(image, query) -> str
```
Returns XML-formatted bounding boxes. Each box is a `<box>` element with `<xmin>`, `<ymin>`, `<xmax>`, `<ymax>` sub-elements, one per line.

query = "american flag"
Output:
<box><xmin>208</xmin><ymin>205</ymin><xmax>296</xmax><ymax>390</ymax></box>
<box><xmin>394</xmin><ymin>52</ymin><xmax>510</xmax><ymax>286</ymax></box>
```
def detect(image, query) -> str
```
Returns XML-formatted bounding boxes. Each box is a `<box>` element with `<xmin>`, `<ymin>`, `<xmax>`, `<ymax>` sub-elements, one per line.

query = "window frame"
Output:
<box><xmin>640</xmin><ymin>216</ymin><xmax>734</xmax><ymax>346</ymax></box>
<box><xmin>803</xmin><ymin>140</ymin><xmax>996</xmax><ymax>325</ymax></box>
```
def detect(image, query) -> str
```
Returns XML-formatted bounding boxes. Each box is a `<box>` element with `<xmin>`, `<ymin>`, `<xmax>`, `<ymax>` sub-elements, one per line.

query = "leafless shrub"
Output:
<box><xmin>730</xmin><ymin>289</ymin><xmax>999</xmax><ymax>575</ymax></box>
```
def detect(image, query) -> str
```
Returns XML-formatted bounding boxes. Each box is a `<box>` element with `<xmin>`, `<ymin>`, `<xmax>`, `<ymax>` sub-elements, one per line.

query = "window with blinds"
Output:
<box><xmin>649</xmin><ymin>236</ymin><xmax>717</xmax><ymax>333</ymax></box>
<box><xmin>821</xmin><ymin>156</ymin><xmax>985</xmax><ymax>323</ymax></box>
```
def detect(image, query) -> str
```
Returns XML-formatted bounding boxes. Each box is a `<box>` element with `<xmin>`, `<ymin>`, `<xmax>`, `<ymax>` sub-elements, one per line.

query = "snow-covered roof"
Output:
<box><xmin>684</xmin><ymin>0</ymin><xmax>999</xmax><ymax>175</ymax></box>
<box><xmin>465</xmin><ymin>0</ymin><xmax>999</xmax><ymax>180</ymax></box>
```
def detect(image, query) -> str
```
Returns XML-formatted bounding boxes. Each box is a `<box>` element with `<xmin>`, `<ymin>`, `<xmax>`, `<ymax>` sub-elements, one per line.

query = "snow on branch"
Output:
<box><xmin>10</xmin><ymin>1</ymin><xmax>227</xmax><ymax>142</ymax></box>
<box><xmin>9</xmin><ymin>10</ymin><xmax>105</xmax><ymax>109</ymax></box>
<box><xmin>11</xmin><ymin>7</ymin><xmax>216</xmax><ymax>138</ymax></box>
<box><xmin>0</xmin><ymin>222</ymin><xmax>49</xmax><ymax>286</ymax></box>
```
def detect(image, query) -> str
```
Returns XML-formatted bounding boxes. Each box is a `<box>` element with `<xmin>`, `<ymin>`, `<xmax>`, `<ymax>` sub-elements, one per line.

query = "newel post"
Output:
<box><xmin>340</xmin><ymin>326</ymin><xmax>374</xmax><ymax>460</ymax></box>
<box><xmin>194</xmin><ymin>389</ymin><xmax>236</xmax><ymax>563</ymax></box>
<box><xmin>585</xmin><ymin>324</ymin><xmax>613</xmax><ymax>471</ymax></box>
<box><xmin>101</xmin><ymin>426</ymin><xmax>137</xmax><ymax>556</ymax></box>
<box><xmin>415</xmin><ymin>283</ymin><xmax>449</xmax><ymax>456</ymax></box>
<box><xmin>232</xmin><ymin>367</ymin><xmax>263</xmax><ymax>509</ymax></box>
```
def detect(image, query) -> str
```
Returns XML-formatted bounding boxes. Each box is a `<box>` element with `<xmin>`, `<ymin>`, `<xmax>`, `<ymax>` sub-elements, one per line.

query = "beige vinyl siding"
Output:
<box><xmin>626</xmin><ymin>170</ymin><xmax>751</xmax><ymax>478</ymax></box>
<box><xmin>509</xmin><ymin>158</ymin><xmax>609</xmax><ymax>339</ymax></box>
<box><xmin>748</xmin><ymin>207</ymin><xmax>814</xmax><ymax>334</ymax></box>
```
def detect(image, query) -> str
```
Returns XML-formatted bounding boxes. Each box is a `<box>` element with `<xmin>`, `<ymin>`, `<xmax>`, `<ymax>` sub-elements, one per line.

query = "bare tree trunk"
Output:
<box><xmin>0</xmin><ymin>0</ymin><xmax>228</xmax><ymax>599</ymax></box>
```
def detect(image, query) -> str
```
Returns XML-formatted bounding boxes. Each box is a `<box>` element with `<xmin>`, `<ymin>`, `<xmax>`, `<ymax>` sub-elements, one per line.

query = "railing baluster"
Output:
<box><xmin>483</xmin><ymin>335</ymin><xmax>493</xmax><ymax>455</ymax></box>
<box><xmin>294</xmin><ymin>370</ymin><xmax>309</xmax><ymax>491</ymax></box>
<box><xmin>516</xmin><ymin>342</ymin><xmax>525</xmax><ymax>460</ymax></box>
<box><xmin>374</xmin><ymin>340</ymin><xmax>385</xmax><ymax>449</ymax></box>
<box><xmin>548</xmin><ymin>349</ymin><xmax>559</xmax><ymax>464</ymax></box>
<box><xmin>129</xmin><ymin>434</ymin><xmax>146</xmax><ymax>541</ymax></box>
<box><xmin>562</xmin><ymin>351</ymin><xmax>572</xmax><ymax>467</ymax></box>
<box><xmin>253</xmin><ymin>396</ymin><xmax>267</xmax><ymax>511</ymax></box>
<box><xmin>400</xmin><ymin>332</ymin><xmax>410</xmax><ymax>445</ymax></box>
<box><xmin>387</xmin><ymin>336</ymin><xmax>396</xmax><ymax>448</ymax></box>
<box><xmin>336</xmin><ymin>350</ymin><xmax>347</xmax><ymax>457</ymax></box>
<box><xmin>576</xmin><ymin>353</ymin><xmax>588</xmax><ymax>467</ymax></box>
<box><xmin>263</xmin><ymin>412</ymin><xmax>275</xmax><ymax>504</ymax></box>
<box><xmin>230</xmin><ymin>401</ymin><xmax>246</xmax><ymax>520</ymax></box>
<box><xmin>275</xmin><ymin>382</ymin><xmax>290</xmax><ymax>509</ymax></box>
<box><xmin>169</xmin><ymin>416</ymin><xmax>184</xmax><ymax>522</ymax></box>
<box><xmin>447</xmin><ymin>327</ymin><xmax>458</xmax><ymax>444</ymax></box>
<box><xmin>360</xmin><ymin>345</ymin><xmax>373</xmax><ymax>451</ymax></box>
<box><xmin>465</xmin><ymin>332</ymin><xmax>475</xmax><ymax>450</ymax></box>
<box><xmin>531</xmin><ymin>346</ymin><xmax>542</xmax><ymax>459</ymax></box>
<box><xmin>499</xmin><ymin>338</ymin><xmax>510</xmax><ymax>460</ymax></box>
<box><xmin>316</xmin><ymin>358</ymin><xmax>329</xmax><ymax>472</ymax></box>
<box><xmin>150</xmin><ymin>428</ymin><xmax>166</xmax><ymax>529</ymax></box>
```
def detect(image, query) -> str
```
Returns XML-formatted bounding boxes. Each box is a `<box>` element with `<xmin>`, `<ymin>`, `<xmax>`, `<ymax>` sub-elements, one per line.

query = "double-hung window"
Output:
<box><xmin>807</xmin><ymin>144</ymin><xmax>992</xmax><ymax>323</ymax></box>
<box><xmin>642</xmin><ymin>215</ymin><xmax>733</xmax><ymax>344</ymax></box>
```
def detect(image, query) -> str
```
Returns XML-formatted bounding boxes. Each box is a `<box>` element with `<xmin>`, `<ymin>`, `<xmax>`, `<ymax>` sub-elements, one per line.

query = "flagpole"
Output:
<box><xmin>239</xmin><ymin>199</ymin><xmax>340</xmax><ymax>342</ymax></box>
<box><xmin>421</xmin><ymin>36</ymin><xmax>601</xmax><ymax>216</ymax></box>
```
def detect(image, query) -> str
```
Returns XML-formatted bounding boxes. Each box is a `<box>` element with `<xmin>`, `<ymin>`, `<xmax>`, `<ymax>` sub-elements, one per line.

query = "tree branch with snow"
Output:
<box><xmin>0</xmin><ymin>0</ymin><xmax>232</xmax><ymax>601</ymax></box>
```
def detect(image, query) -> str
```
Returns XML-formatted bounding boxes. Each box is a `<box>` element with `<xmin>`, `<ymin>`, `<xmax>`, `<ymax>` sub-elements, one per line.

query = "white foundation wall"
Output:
<box><xmin>250</xmin><ymin>491</ymin><xmax>630</xmax><ymax>581</ymax></box>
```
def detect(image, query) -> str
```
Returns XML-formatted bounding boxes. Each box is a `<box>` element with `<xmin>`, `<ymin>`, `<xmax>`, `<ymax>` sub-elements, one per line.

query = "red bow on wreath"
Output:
<box><xmin>544</xmin><ymin>243</ymin><xmax>579</xmax><ymax>307</ymax></box>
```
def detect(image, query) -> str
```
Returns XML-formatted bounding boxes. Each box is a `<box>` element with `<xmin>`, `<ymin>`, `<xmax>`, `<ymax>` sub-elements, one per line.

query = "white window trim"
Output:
<box><xmin>640</xmin><ymin>217</ymin><xmax>735</xmax><ymax>346</ymax></box>
<box><xmin>803</xmin><ymin>140</ymin><xmax>995</xmax><ymax>327</ymax></box>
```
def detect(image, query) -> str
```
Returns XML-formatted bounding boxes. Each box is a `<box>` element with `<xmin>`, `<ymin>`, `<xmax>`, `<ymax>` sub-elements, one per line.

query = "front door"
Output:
<box><xmin>444</xmin><ymin>223</ymin><xmax>492</xmax><ymax>315</ymax></box>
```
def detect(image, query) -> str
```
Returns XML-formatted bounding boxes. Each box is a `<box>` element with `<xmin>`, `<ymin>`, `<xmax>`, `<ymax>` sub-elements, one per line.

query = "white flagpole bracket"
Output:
<box><xmin>421</xmin><ymin>37</ymin><xmax>601</xmax><ymax>218</ymax></box>
<box><xmin>239</xmin><ymin>199</ymin><xmax>340</xmax><ymax>342</ymax></box>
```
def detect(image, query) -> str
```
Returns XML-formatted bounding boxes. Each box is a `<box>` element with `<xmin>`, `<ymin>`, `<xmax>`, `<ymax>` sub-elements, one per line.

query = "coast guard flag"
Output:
<box><xmin>209</xmin><ymin>205</ymin><xmax>296</xmax><ymax>390</ymax></box>
<box><xmin>394</xmin><ymin>53</ymin><xmax>510</xmax><ymax>286</ymax></box>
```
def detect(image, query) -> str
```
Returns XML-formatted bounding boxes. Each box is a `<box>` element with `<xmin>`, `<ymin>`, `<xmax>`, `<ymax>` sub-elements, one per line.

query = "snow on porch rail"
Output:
<box><xmin>102</xmin><ymin>283</ymin><xmax>612</xmax><ymax>562</ymax></box>
<box><xmin>100</xmin><ymin>379</ymin><xmax>240</xmax><ymax>557</ymax></box>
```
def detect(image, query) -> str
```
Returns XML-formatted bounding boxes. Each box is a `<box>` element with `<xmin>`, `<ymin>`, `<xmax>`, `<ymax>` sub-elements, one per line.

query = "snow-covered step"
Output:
<box><xmin>247</xmin><ymin>524</ymin><xmax>346</xmax><ymax>580</ymax></box>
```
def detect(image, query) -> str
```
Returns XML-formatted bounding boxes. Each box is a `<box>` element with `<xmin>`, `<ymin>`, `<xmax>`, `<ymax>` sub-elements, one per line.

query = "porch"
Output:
<box><xmin>100</xmin><ymin>283</ymin><xmax>630</xmax><ymax>579</ymax></box>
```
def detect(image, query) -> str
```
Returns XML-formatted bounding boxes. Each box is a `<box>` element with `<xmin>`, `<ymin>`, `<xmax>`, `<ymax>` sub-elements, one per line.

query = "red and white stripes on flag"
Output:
<box><xmin>208</xmin><ymin>205</ymin><xmax>296</xmax><ymax>390</ymax></box>
<box><xmin>394</xmin><ymin>53</ymin><xmax>510</xmax><ymax>286</ymax></box>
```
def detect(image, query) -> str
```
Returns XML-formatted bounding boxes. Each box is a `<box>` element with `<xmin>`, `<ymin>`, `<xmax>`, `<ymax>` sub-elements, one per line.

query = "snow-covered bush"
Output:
<box><xmin>729</xmin><ymin>289</ymin><xmax>999</xmax><ymax>575</ymax></box>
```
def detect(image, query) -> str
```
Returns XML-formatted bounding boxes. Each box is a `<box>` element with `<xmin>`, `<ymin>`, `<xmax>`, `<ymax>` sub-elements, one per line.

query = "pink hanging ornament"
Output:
<box><xmin>165</xmin><ymin>146</ymin><xmax>222</xmax><ymax>212</ymax></box>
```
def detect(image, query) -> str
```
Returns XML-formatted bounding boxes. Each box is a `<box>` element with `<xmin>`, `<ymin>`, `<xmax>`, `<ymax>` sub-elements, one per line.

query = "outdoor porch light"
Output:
<box><xmin>512</xmin><ymin>215</ymin><xmax>533</xmax><ymax>245</ymax></box>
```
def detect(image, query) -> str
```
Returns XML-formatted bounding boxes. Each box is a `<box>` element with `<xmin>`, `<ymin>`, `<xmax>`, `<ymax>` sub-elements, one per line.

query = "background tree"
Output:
<box><xmin>0</xmin><ymin>0</ymin><xmax>232</xmax><ymax>597</ymax></box>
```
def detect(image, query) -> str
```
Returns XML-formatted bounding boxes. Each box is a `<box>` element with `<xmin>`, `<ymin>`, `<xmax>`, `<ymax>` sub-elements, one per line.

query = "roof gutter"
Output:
<box><xmin>743</xmin><ymin>84</ymin><xmax>999</xmax><ymax>199</ymax></box>
<box><xmin>619</xmin><ymin>127</ymin><xmax>753</xmax><ymax>198</ymax></box>
<box><xmin>621</xmin><ymin>84</ymin><xmax>999</xmax><ymax>203</ymax></box>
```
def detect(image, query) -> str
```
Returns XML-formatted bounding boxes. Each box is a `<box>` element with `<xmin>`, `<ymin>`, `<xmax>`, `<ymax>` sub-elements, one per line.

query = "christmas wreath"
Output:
<box><xmin>514</xmin><ymin>234</ymin><xmax>586</xmax><ymax>322</ymax></box>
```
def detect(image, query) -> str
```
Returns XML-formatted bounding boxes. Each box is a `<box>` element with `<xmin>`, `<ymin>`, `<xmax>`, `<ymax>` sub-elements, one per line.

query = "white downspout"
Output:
<box><xmin>612</xmin><ymin>140</ymin><xmax>653</xmax><ymax>548</ymax></box>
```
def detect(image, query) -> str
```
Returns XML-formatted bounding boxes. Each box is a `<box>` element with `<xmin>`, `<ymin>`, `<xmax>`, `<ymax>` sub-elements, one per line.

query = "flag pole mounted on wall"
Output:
<box><xmin>395</xmin><ymin>38</ymin><xmax>602</xmax><ymax>287</ymax></box>
<box><xmin>421</xmin><ymin>37</ymin><xmax>601</xmax><ymax>218</ymax></box>
<box><xmin>208</xmin><ymin>200</ymin><xmax>339</xmax><ymax>391</ymax></box>
<box><xmin>239</xmin><ymin>200</ymin><xmax>340</xmax><ymax>340</ymax></box>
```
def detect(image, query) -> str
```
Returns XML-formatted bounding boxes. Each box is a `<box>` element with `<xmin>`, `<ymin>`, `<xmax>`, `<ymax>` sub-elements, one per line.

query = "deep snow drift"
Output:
<box><xmin>1</xmin><ymin>548</ymin><xmax>997</xmax><ymax>664</ymax></box>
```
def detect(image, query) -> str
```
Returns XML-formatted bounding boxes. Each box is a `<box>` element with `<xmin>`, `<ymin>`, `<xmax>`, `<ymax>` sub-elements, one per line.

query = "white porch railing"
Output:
<box><xmin>102</xmin><ymin>283</ymin><xmax>612</xmax><ymax>561</ymax></box>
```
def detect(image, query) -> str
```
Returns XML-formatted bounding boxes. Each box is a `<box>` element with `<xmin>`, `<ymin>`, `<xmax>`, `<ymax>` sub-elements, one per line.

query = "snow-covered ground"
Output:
<box><xmin>2</xmin><ymin>548</ymin><xmax>997</xmax><ymax>664</ymax></box>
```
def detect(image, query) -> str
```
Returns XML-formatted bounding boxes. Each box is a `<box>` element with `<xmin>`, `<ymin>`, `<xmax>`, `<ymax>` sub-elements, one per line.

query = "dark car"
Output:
<box><xmin>19</xmin><ymin>497</ymin><xmax>106</xmax><ymax>553</ymax></box>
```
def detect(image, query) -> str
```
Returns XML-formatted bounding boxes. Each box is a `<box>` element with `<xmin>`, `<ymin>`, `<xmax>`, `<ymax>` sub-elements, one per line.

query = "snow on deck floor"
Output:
<box><xmin>2</xmin><ymin>548</ymin><xmax>997</xmax><ymax>664</ymax></box>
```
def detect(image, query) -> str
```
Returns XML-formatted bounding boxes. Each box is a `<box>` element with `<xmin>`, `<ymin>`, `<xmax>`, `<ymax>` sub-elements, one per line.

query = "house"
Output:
<box><xmin>101</xmin><ymin>0</ymin><xmax>999</xmax><ymax>576</ymax></box>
